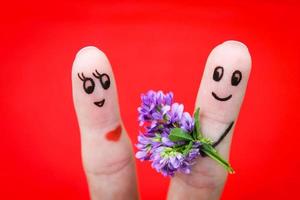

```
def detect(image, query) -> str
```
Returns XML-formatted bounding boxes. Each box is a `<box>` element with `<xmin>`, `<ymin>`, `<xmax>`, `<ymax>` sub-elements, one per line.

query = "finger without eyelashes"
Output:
<box><xmin>196</xmin><ymin>40</ymin><xmax>251</xmax><ymax>143</ymax></box>
<box><xmin>167</xmin><ymin>41</ymin><xmax>252</xmax><ymax>200</ymax></box>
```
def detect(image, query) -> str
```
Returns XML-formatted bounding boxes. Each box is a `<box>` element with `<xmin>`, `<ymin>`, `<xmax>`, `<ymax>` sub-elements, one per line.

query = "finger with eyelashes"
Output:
<box><xmin>72</xmin><ymin>46</ymin><xmax>138</xmax><ymax>200</ymax></box>
<box><xmin>168</xmin><ymin>41</ymin><xmax>251</xmax><ymax>200</ymax></box>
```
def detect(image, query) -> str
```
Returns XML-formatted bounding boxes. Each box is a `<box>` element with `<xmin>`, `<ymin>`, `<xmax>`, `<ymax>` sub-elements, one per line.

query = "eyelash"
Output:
<box><xmin>77</xmin><ymin>72</ymin><xmax>95</xmax><ymax>94</ymax></box>
<box><xmin>92</xmin><ymin>69</ymin><xmax>102</xmax><ymax>79</ymax></box>
<box><xmin>92</xmin><ymin>69</ymin><xmax>111</xmax><ymax>90</ymax></box>
<box><xmin>77</xmin><ymin>71</ymin><xmax>104</xmax><ymax>81</ymax></box>
<box><xmin>77</xmin><ymin>72</ymin><xmax>87</xmax><ymax>81</ymax></box>
<box><xmin>78</xmin><ymin>70</ymin><xmax>110</xmax><ymax>91</ymax></box>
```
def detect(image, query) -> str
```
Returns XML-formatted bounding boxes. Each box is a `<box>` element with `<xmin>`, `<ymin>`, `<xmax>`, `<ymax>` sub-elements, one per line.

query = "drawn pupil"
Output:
<box><xmin>83</xmin><ymin>78</ymin><xmax>95</xmax><ymax>94</ymax></box>
<box><xmin>100</xmin><ymin>74</ymin><xmax>110</xmax><ymax>90</ymax></box>
<box><xmin>213</xmin><ymin>66</ymin><xmax>224</xmax><ymax>81</ymax></box>
<box><xmin>231</xmin><ymin>70</ymin><xmax>242</xmax><ymax>86</ymax></box>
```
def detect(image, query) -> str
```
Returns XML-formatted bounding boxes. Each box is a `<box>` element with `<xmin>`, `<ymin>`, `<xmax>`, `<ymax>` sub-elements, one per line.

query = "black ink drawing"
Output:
<box><xmin>78</xmin><ymin>73</ymin><xmax>95</xmax><ymax>94</ymax></box>
<box><xmin>208</xmin><ymin>66</ymin><xmax>243</xmax><ymax>149</ymax></box>
<box><xmin>78</xmin><ymin>70</ymin><xmax>111</xmax><ymax>107</ymax></box>
<box><xmin>201</xmin><ymin>121</ymin><xmax>234</xmax><ymax>157</ymax></box>
<box><xmin>231</xmin><ymin>70</ymin><xmax>242</xmax><ymax>86</ymax></box>
<box><xmin>92</xmin><ymin>70</ymin><xmax>110</xmax><ymax>90</ymax></box>
<box><xmin>211</xmin><ymin>66</ymin><xmax>242</xmax><ymax>102</ymax></box>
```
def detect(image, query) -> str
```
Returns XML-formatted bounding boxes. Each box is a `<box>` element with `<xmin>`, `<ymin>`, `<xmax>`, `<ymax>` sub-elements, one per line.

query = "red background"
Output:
<box><xmin>1</xmin><ymin>1</ymin><xmax>300</xmax><ymax>199</ymax></box>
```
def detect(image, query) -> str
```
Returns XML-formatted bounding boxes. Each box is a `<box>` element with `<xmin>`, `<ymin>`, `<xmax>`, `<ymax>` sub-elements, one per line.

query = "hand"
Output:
<box><xmin>71</xmin><ymin>40</ymin><xmax>251</xmax><ymax>200</ymax></box>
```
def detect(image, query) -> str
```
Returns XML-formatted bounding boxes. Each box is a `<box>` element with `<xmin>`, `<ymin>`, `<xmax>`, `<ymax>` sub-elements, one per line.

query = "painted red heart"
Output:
<box><xmin>105</xmin><ymin>125</ymin><xmax>122</xmax><ymax>141</ymax></box>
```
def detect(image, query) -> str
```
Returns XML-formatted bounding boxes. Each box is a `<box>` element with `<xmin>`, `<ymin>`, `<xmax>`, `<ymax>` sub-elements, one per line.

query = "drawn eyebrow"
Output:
<box><xmin>77</xmin><ymin>73</ymin><xmax>86</xmax><ymax>81</ymax></box>
<box><xmin>92</xmin><ymin>69</ymin><xmax>101</xmax><ymax>78</ymax></box>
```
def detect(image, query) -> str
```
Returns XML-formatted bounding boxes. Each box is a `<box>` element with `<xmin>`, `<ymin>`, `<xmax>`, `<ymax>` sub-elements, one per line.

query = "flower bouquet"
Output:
<box><xmin>135</xmin><ymin>90</ymin><xmax>234</xmax><ymax>177</ymax></box>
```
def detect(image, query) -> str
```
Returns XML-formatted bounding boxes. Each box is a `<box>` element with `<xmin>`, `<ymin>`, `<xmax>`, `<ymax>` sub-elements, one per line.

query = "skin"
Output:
<box><xmin>168</xmin><ymin>41</ymin><xmax>251</xmax><ymax>200</ymax></box>
<box><xmin>71</xmin><ymin>40</ymin><xmax>251</xmax><ymax>200</ymax></box>
<box><xmin>72</xmin><ymin>47</ymin><xmax>138</xmax><ymax>200</ymax></box>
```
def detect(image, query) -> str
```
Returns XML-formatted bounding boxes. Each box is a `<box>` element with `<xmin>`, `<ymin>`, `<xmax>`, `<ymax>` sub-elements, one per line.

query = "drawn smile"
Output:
<box><xmin>212</xmin><ymin>92</ymin><xmax>232</xmax><ymax>101</ymax></box>
<box><xmin>94</xmin><ymin>99</ymin><xmax>105</xmax><ymax>107</ymax></box>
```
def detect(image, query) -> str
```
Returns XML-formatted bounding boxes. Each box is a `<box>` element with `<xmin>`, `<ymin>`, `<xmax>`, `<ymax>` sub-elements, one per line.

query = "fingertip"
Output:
<box><xmin>75</xmin><ymin>46</ymin><xmax>107</xmax><ymax>60</ymax></box>
<box><xmin>196</xmin><ymin>40</ymin><xmax>252</xmax><ymax>123</ymax></box>
<box><xmin>76</xmin><ymin>46</ymin><xmax>101</xmax><ymax>57</ymax></box>
<box><xmin>222</xmin><ymin>40</ymin><xmax>248</xmax><ymax>49</ymax></box>
<box><xmin>210</xmin><ymin>40</ymin><xmax>252</xmax><ymax>72</ymax></box>
<box><xmin>73</xmin><ymin>46</ymin><xmax>110</xmax><ymax>72</ymax></box>
<box><xmin>72</xmin><ymin>46</ymin><xmax>120</xmax><ymax>130</ymax></box>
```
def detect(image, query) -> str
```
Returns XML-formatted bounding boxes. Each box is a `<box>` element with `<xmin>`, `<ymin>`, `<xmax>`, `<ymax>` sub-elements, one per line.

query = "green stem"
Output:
<box><xmin>201</xmin><ymin>143</ymin><xmax>235</xmax><ymax>174</ymax></box>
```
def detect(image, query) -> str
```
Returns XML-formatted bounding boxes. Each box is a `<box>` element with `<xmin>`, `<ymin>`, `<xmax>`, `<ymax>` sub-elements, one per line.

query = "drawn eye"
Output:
<box><xmin>92</xmin><ymin>70</ymin><xmax>111</xmax><ymax>90</ymax></box>
<box><xmin>213</xmin><ymin>66</ymin><xmax>224</xmax><ymax>81</ymax></box>
<box><xmin>231</xmin><ymin>70</ymin><xmax>242</xmax><ymax>86</ymax></box>
<box><xmin>83</xmin><ymin>78</ymin><xmax>95</xmax><ymax>94</ymax></box>
<box><xmin>78</xmin><ymin>73</ymin><xmax>95</xmax><ymax>94</ymax></box>
<box><xmin>100</xmin><ymin>73</ymin><xmax>110</xmax><ymax>90</ymax></box>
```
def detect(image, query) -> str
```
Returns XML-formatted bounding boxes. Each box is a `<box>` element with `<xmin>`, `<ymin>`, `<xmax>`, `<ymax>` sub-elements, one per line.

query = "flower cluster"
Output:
<box><xmin>135</xmin><ymin>90</ymin><xmax>200</xmax><ymax>176</ymax></box>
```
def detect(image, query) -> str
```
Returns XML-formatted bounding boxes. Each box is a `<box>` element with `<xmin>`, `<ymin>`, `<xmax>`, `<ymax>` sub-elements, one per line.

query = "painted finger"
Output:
<box><xmin>72</xmin><ymin>46</ymin><xmax>138</xmax><ymax>199</ymax></box>
<box><xmin>168</xmin><ymin>40</ymin><xmax>251</xmax><ymax>199</ymax></box>
<box><xmin>196</xmin><ymin>40</ymin><xmax>251</xmax><ymax>156</ymax></box>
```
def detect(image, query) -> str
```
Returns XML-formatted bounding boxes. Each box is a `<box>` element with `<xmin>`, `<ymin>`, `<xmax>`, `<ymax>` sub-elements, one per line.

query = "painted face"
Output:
<box><xmin>211</xmin><ymin>66</ymin><xmax>242</xmax><ymax>101</ymax></box>
<box><xmin>72</xmin><ymin>47</ymin><xmax>119</xmax><ymax>128</ymax></box>
<box><xmin>77</xmin><ymin>70</ymin><xmax>111</xmax><ymax>107</ymax></box>
<box><xmin>197</xmin><ymin>41</ymin><xmax>252</xmax><ymax>123</ymax></box>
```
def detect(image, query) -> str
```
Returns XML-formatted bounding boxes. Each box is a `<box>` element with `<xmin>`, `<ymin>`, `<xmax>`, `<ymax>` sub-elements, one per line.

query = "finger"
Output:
<box><xmin>72</xmin><ymin>46</ymin><xmax>138</xmax><ymax>200</ymax></box>
<box><xmin>168</xmin><ymin>40</ymin><xmax>251</xmax><ymax>199</ymax></box>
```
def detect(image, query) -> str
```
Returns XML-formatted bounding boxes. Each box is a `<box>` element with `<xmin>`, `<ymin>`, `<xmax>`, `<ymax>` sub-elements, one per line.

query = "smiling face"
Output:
<box><xmin>77</xmin><ymin>70</ymin><xmax>111</xmax><ymax>107</ymax></box>
<box><xmin>211</xmin><ymin>65</ymin><xmax>242</xmax><ymax>101</ymax></box>
<box><xmin>197</xmin><ymin>41</ymin><xmax>251</xmax><ymax>123</ymax></box>
<box><xmin>72</xmin><ymin>47</ymin><xmax>119</xmax><ymax>127</ymax></box>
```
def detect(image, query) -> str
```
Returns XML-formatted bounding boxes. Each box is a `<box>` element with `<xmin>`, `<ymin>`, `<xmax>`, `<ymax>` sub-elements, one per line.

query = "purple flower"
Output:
<box><xmin>135</xmin><ymin>134</ymin><xmax>152</xmax><ymax>161</ymax></box>
<box><xmin>168</xmin><ymin>103</ymin><xmax>184</xmax><ymax>123</ymax></box>
<box><xmin>150</xmin><ymin>145</ymin><xmax>200</xmax><ymax>177</ymax></box>
<box><xmin>180</xmin><ymin>112</ymin><xmax>194</xmax><ymax>132</ymax></box>
<box><xmin>136</xmin><ymin>90</ymin><xmax>199</xmax><ymax>177</ymax></box>
<box><xmin>138</xmin><ymin>90</ymin><xmax>173</xmax><ymax>126</ymax></box>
